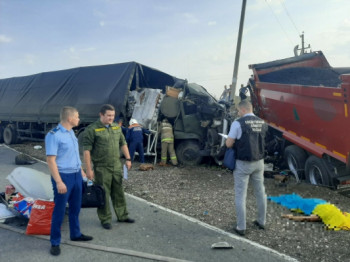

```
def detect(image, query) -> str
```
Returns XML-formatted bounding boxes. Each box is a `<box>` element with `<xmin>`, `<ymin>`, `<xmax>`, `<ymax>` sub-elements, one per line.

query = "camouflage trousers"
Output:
<box><xmin>94</xmin><ymin>165</ymin><xmax>129</xmax><ymax>224</ymax></box>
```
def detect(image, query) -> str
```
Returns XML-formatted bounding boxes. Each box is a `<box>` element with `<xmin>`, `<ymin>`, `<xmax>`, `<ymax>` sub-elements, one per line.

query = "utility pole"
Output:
<box><xmin>230</xmin><ymin>0</ymin><xmax>247</xmax><ymax>103</ymax></box>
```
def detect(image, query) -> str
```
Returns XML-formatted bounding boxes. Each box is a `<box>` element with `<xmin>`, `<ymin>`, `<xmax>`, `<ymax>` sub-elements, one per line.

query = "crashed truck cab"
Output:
<box><xmin>159</xmin><ymin>81</ymin><xmax>228</xmax><ymax>165</ymax></box>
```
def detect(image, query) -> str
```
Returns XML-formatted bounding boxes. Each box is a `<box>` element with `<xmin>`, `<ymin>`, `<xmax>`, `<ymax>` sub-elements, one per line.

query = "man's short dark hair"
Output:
<box><xmin>60</xmin><ymin>106</ymin><xmax>78</xmax><ymax>122</ymax></box>
<box><xmin>100</xmin><ymin>104</ymin><xmax>115</xmax><ymax>115</ymax></box>
<box><xmin>238</xmin><ymin>99</ymin><xmax>252</xmax><ymax>111</ymax></box>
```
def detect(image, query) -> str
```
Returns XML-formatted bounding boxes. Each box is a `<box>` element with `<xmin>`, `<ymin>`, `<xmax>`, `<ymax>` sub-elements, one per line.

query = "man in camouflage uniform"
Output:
<box><xmin>83</xmin><ymin>104</ymin><xmax>134</xmax><ymax>230</ymax></box>
<box><xmin>159</xmin><ymin>118</ymin><xmax>178</xmax><ymax>166</ymax></box>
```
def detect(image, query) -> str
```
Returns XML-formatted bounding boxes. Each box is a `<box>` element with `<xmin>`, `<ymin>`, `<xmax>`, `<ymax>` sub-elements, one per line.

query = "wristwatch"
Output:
<box><xmin>125</xmin><ymin>159</ymin><xmax>131</xmax><ymax>161</ymax></box>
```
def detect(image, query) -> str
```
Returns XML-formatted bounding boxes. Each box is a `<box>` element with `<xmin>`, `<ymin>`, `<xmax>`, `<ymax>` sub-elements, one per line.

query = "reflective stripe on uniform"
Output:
<box><xmin>111</xmin><ymin>126</ymin><xmax>120</xmax><ymax>130</ymax></box>
<box><xmin>161</xmin><ymin>157</ymin><xmax>167</xmax><ymax>160</ymax></box>
<box><xmin>95</xmin><ymin>128</ymin><xmax>106</xmax><ymax>132</ymax></box>
<box><xmin>170</xmin><ymin>156</ymin><xmax>177</xmax><ymax>160</ymax></box>
<box><xmin>161</xmin><ymin>138</ymin><xmax>174</xmax><ymax>142</ymax></box>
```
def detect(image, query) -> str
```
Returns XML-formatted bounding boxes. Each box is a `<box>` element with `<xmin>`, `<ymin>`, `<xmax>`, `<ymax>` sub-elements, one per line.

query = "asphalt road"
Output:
<box><xmin>0</xmin><ymin>144</ymin><xmax>298</xmax><ymax>262</ymax></box>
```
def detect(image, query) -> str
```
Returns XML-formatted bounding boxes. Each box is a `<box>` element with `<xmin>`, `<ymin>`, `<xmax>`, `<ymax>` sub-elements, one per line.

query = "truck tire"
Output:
<box><xmin>3</xmin><ymin>125</ymin><xmax>17</xmax><ymax>145</ymax></box>
<box><xmin>284</xmin><ymin>145</ymin><xmax>307</xmax><ymax>183</ymax></box>
<box><xmin>305</xmin><ymin>156</ymin><xmax>335</xmax><ymax>187</ymax></box>
<box><xmin>176</xmin><ymin>140</ymin><xmax>202</xmax><ymax>166</ymax></box>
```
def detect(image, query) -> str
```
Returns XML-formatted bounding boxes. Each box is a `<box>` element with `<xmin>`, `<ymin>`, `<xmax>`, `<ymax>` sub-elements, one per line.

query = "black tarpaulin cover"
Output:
<box><xmin>0</xmin><ymin>62</ymin><xmax>178</xmax><ymax>123</ymax></box>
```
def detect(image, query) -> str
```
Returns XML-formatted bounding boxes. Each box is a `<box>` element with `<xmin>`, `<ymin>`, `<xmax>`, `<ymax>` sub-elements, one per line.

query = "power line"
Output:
<box><xmin>279</xmin><ymin>0</ymin><xmax>300</xmax><ymax>35</ymax></box>
<box><xmin>264</xmin><ymin>0</ymin><xmax>295</xmax><ymax>46</ymax></box>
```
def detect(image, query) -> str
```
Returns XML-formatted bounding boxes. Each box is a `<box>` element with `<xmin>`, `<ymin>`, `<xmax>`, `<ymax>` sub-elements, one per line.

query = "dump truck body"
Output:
<box><xmin>244</xmin><ymin>51</ymin><xmax>350</xmax><ymax>188</ymax></box>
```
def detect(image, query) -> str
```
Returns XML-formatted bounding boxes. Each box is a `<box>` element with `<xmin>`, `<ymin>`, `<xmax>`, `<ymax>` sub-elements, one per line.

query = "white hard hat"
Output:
<box><xmin>129</xmin><ymin>118</ymin><xmax>138</xmax><ymax>125</ymax></box>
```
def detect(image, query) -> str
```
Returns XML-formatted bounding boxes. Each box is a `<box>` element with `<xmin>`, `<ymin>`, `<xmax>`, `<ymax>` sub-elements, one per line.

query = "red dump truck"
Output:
<box><xmin>240</xmin><ymin>51</ymin><xmax>350</xmax><ymax>188</ymax></box>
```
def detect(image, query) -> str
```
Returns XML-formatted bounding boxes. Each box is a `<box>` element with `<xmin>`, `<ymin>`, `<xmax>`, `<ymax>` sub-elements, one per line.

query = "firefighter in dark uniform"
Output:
<box><xmin>83</xmin><ymin>104</ymin><xmax>134</xmax><ymax>230</ymax></box>
<box><xmin>126</xmin><ymin>118</ymin><xmax>150</xmax><ymax>163</ymax></box>
<box><xmin>45</xmin><ymin>106</ymin><xmax>92</xmax><ymax>256</ymax></box>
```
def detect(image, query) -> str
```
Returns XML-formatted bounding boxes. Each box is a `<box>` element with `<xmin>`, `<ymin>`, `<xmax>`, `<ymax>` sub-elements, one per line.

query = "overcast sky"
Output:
<box><xmin>1</xmin><ymin>0</ymin><xmax>350</xmax><ymax>98</ymax></box>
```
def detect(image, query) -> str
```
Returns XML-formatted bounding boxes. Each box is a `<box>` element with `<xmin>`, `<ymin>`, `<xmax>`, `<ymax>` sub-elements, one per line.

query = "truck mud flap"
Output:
<box><xmin>335</xmin><ymin>175</ymin><xmax>350</xmax><ymax>190</ymax></box>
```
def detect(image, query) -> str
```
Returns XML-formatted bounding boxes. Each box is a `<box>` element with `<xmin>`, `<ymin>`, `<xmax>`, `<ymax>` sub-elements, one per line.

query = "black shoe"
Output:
<box><xmin>50</xmin><ymin>245</ymin><xmax>61</xmax><ymax>256</ymax></box>
<box><xmin>253</xmin><ymin>220</ymin><xmax>265</xmax><ymax>230</ymax></box>
<box><xmin>102</xmin><ymin>223</ymin><xmax>112</xmax><ymax>230</ymax></box>
<box><xmin>235</xmin><ymin>228</ymin><xmax>246</xmax><ymax>236</ymax></box>
<box><xmin>71</xmin><ymin>234</ymin><xmax>93</xmax><ymax>241</ymax></box>
<box><xmin>118</xmin><ymin>218</ymin><xmax>135</xmax><ymax>223</ymax></box>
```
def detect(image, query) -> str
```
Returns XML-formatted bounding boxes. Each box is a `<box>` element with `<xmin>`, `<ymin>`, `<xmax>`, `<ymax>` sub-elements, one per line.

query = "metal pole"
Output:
<box><xmin>230</xmin><ymin>0</ymin><xmax>247</xmax><ymax>102</ymax></box>
<box><xmin>300</xmin><ymin>32</ymin><xmax>305</xmax><ymax>55</ymax></box>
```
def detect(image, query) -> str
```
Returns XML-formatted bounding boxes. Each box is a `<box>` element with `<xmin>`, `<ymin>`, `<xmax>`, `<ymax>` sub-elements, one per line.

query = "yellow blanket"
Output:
<box><xmin>313</xmin><ymin>203</ymin><xmax>350</xmax><ymax>231</ymax></box>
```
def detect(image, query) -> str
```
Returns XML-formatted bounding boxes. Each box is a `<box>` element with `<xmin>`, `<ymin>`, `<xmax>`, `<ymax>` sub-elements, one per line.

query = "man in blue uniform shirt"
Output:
<box><xmin>226</xmin><ymin>100</ymin><xmax>268</xmax><ymax>236</ymax></box>
<box><xmin>45</xmin><ymin>106</ymin><xmax>93</xmax><ymax>256</ymax></box>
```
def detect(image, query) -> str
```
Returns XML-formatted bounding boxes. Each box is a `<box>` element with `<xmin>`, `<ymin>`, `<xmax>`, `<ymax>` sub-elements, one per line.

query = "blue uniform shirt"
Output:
<box><xmin>126</xmin><ymin>125</ymin><xmax>150</xmax><ymax>144</ymax></box>
<box><xmin>45</xmin><ymin>124</ymin><xmax>81</xmax><ymax>173</ymax></box>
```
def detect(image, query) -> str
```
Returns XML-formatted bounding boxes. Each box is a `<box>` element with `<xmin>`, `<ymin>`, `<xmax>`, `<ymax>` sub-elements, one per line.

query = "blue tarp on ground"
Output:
<box><xmin>268</xmin><ymin>193</ymin><xmax>327</xmax><ymax>215</ymax></box>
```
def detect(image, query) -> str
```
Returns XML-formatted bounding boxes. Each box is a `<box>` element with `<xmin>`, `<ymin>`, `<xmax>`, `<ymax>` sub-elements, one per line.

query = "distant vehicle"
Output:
<box><xmin>0</xmin><ymin>62</ymin><xmax>229</xmax><ymax>165</ymax></box>
<box><xmin>240</xmin><ymin>51</ymin><xmax>350</xmax><ymax>188</ymax></box>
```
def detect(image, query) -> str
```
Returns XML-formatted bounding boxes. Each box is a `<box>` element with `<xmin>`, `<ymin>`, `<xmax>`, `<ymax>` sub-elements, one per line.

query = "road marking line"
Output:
<box><xmin>0</xmin><ymin>223</ymin><xmax>193</xmax><ymax>262</ymax></box>
<box><xmin>127</xmin><ymin>194</ymin><xmax>299</xmax><ymax>262</ymax></box>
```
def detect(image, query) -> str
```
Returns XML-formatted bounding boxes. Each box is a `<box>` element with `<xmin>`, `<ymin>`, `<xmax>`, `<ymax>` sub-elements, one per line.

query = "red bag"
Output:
<box><xmin>26</xmin><ymin>200</ymin><xmax>55</xmax><ymax>235</ymax></box>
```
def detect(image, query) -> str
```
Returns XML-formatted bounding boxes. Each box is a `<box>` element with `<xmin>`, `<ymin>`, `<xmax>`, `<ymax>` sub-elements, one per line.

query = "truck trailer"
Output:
<box><xmin>240</xmin><ymin>51</ymin><xmax>350</xmax><ymax>188</ymax></box>
<box><xmin>0</xmin><ymin>62</ymin><xmax>227</xmax><ymax>165</ymax></box>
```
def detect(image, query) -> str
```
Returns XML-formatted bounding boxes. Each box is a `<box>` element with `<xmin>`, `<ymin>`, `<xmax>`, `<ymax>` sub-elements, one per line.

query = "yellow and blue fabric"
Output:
<box><xmin>268</xmin><ymin>193</ymin><xmax>350</xmax><ymax>230</ymax></box>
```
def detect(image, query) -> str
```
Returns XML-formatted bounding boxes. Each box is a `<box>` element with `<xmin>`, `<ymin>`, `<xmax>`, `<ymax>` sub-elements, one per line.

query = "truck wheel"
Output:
<box><xmin>3</xmin><ymin>126</ymin><xmax>17</xmax><ymax>145</ymax></box>
<box><xmin>176</xmin><ymin>141</ymin><xmax>202</xmax><ymax>166</ymax></box>
<box><xmin>305</xmin><ymin>156</ymin><xmax>335</xmax><ymax>187</ymax></box>
<box><xmin>284</xmin><ymin>145</ymin><xmax>307</xmax><ymax>183</ymax></box>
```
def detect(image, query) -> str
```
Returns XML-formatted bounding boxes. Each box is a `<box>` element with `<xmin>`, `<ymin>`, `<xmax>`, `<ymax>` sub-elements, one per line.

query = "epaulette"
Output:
<box><xmin>49</xmin><ymin>126</ymin><xmax>60</xmax><ymax>134</ymax></box>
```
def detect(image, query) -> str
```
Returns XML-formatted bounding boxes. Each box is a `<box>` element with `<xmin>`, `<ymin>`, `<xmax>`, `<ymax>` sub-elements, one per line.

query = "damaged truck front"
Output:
<box><xmin>159</xmin><ymin>82</ymin><xmax>229</xmax><ymax>165</ymax></box>
<box><xmin>240</xmin><ymin>51</ymin><xmax>350</xmax><ymax>188</ymax></box>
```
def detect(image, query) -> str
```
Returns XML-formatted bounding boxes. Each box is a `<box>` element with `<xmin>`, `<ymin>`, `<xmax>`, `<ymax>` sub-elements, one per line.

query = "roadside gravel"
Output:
<box><xmin>8</xmin><ymin>142</ymin><xmax>350</xmax><ymax>262</ymax></box>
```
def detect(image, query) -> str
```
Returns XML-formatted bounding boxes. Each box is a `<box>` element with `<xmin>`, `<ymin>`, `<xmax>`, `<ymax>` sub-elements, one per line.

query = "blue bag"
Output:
<box><xmin>223</xmin><ymin>148</ymin><xmax>236</xmax><ymax>171</ymax></box>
